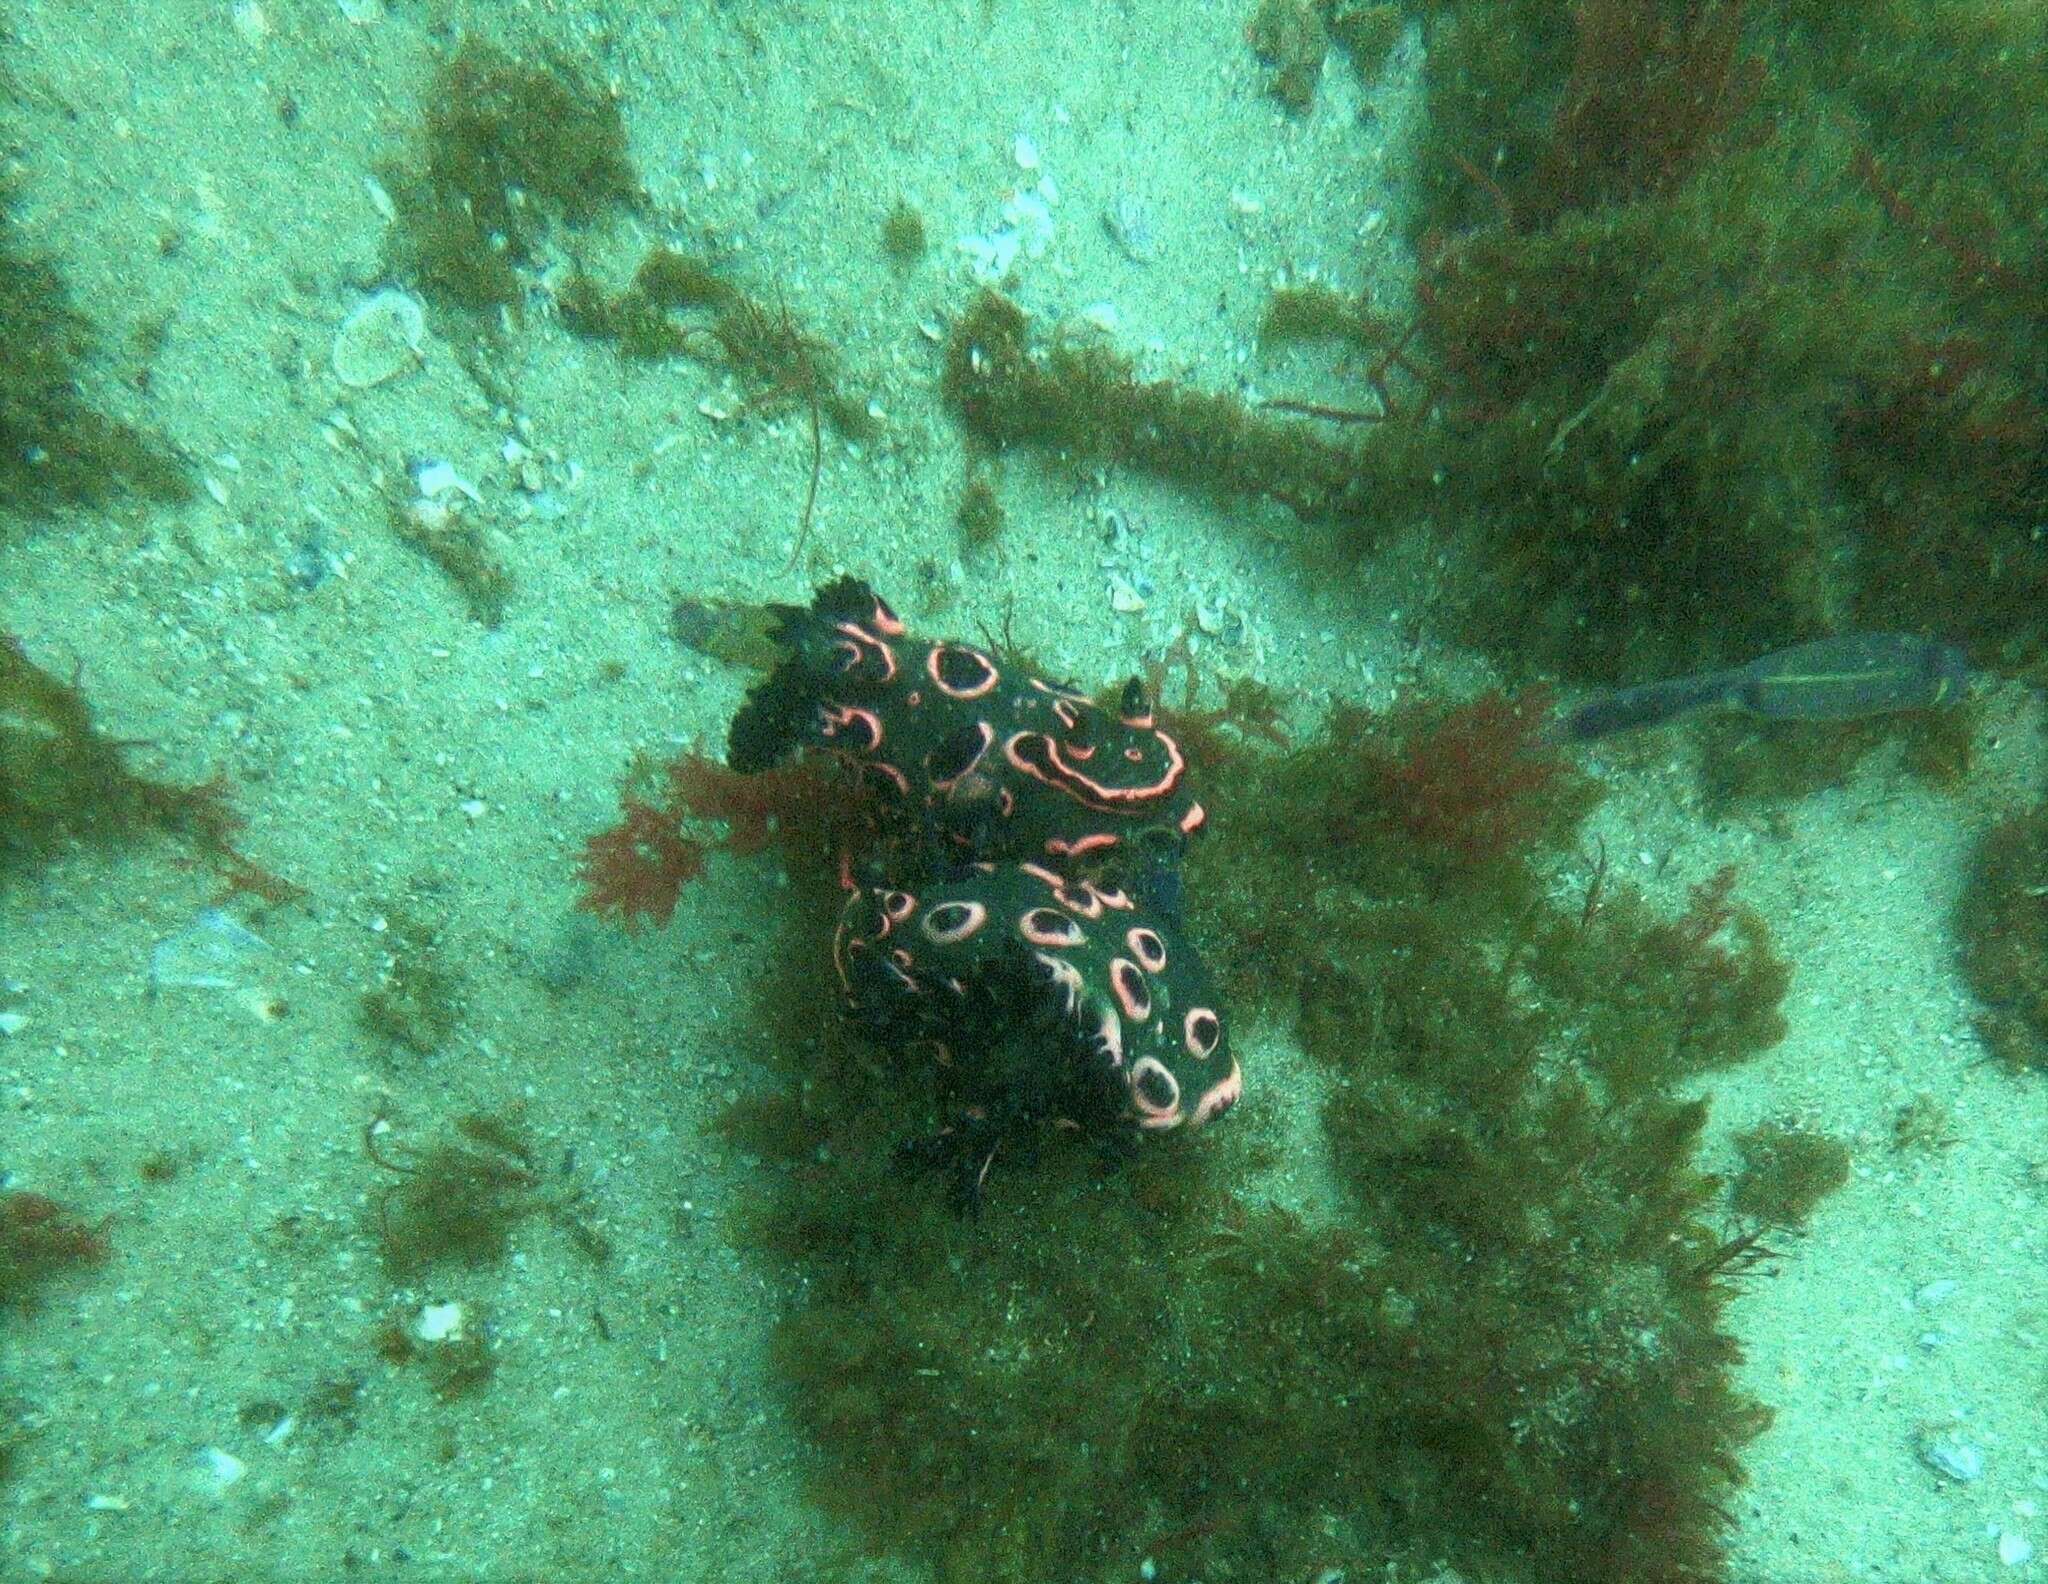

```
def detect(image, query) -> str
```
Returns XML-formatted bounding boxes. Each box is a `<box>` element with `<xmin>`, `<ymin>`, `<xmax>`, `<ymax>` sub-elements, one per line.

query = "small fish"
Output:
<box><xmin>1550</xmin><ymin>633</ymin><xmax>1971</xmax><ymax>743</ymax></box>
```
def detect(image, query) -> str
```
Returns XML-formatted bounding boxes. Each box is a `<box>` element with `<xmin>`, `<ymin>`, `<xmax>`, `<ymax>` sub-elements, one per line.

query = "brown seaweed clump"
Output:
<box><xmin>1956</xmin><ymin>799</ymin><xmax>2048</xmax><ymax>1071</ymax></box>
<box><xmin>0</xmin><ymin>634</ymin><xmax>237</xmax><ymax>877</ymax></box>
<box><xmin>379</xmin><ymin>39</ymin><xmax>641</xmax><ymax>312</ymax></box>
<box><xmin>717</xmin><ymin>679</ymin><xmax>1791</xmax><ymax>1584</ymax></box>
<box><xmin>0</xmin><ymin>179</ymin><xmax>189</xmax><ymax>520</ymax></box>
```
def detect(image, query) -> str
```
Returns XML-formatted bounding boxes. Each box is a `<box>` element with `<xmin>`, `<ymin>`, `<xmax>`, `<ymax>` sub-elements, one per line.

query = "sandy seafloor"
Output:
<box><xmin>1</xmin><ymin>2</ymin><xmax>2045</xmax><ymax>1581</ymax></box>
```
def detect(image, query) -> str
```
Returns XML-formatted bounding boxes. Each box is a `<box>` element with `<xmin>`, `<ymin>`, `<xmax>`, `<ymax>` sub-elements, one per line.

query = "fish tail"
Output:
<box><xmin>1553</xmin><ymin>671</ymin><xmax>1734</xmax><ymax>741</ymax></box>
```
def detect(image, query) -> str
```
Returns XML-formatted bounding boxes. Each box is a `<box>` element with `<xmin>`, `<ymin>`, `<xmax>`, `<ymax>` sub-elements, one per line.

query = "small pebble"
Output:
<box><xmin>2000</xmin><ymin>1531</ymin><xmax>2035</xmax><ymax>1566</ymax></box>
<box><xmin>239</xmin><ymin>988</ymin><xmax>290</xmax><ymax>1025</ymax></box>
<box><xmin>1914</xmin><ymin>1278</ymin><xmax>1960</xmax><ymax>1308</ymax></box>
<box><xmin>0</xmin><ymin>1011</ymin><xmax>25</xmax><ymax>1036</ymax></box>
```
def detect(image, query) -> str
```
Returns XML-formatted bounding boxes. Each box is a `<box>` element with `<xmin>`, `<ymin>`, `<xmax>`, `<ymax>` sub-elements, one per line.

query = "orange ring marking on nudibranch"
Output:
<box><xmin>1018</xmin><ymin>907</ymin><xmax>1085</xmax><ymax>948</ymax></box>
<box><xmin>1126</xmin><ymin>926</ymin><xmax>1168</xmax><ymax>973</ymax></box>
<box><xmin>921</xmin><ymin>899</ymin><xmax>988</xmax><ymax>945</ymax></box>
<box><xmin>1044</xmin><ymin>832</ymin><xmax>1120</xmax><ymax>861</ymax></box>
<box><xmin>1047</xmin><ymin>882</ymin><xmax>1104</xmax><ymax>918</ymax></box>
<box><xmin>1129</xmin><ymin>1057</ymin><xmax>1182</xmax><ymax>1128</ymax></box>
<box><xmin>840</xmin><ymin>937</ymin><xmax>917</xmax><ymax>1001</ymax></box>
<box><xmin>831</xmin><ymin>619</ymin><xmax>898</xmax><ymax>682</ymax></box>
<box><xmin>1190</xmin><ymin>1058</ymin><xmax>1240</xmax><ymax>1126</ymax></box>
<box><xmin>1033</xmin><ymin>949</ymin><xmax>1086</xmax><ymax>1016</ymax></box>
<box><xmin>1108</xmin><ymin>957</ymin><xmax>1152</xmax><ymax>1022</ymax></box>
<box><xmin>926</xmin><ymin>642</ymin><xmax>1001</xmax><ymax>700</ymax></box>
<box><xmin>926</xmin><ymin>719</ymin><xmax>994</xmax><ymax>792</ymax></box>
<box><xmin>1002</xmin><ymin>730</ymin><xmax>1186</xmax><ymax>809</ymax></box>
<box><xmin>863</xmin><ymin>761</ymin><xmax>911</xmax><ymax>796</ymax></box>
<box><xmin>1092</xmin><ymin>1004</ymin><xmax>1124</xmax><ymax>1069</ymax></box>
<box><xmin>818</xmin><ymin>704</ymin><xmax>883</xmax><ymax>752</ymax></box>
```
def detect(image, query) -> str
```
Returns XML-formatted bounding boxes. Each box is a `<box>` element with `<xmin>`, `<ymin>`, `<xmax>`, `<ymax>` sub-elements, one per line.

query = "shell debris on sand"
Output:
<box><xmin>148</xmin><ymin>908</ymin><xmax>273</xmax><ymax>995</ymax></box>
<box><xmin>332</xmin><ymin>288</ymin><xmax>426</xmax><ymax>388</ymax></box>
<box><xmin>1104</xmin><ymin>192</ymin><xmax>1158</xmax><ymax>264</ymax></box>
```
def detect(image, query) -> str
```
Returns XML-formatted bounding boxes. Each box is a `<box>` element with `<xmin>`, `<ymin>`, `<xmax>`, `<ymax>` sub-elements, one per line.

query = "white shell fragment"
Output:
<box><xmin>1075</xmin><ymin>301</ymin><xmax>1120</xmax><ymax>335</ymax></box>
<box><xmin>362</xmin><ymin>174</ymin><xmax>397</xmax><ymax>223</ymax></box>
<box><xmin>957</xmin><ymin>188</ymin><xmax>1056</xmax><ymax>285</ymax></box>
<box><xmin>411</xmin><ymin>458</ymin><xmax>483</xmax><ymax>504</ymax></box>
<box><xmin>1104</xmin><ymin>193</ymin><xmax>1158</xmax><ymax>264</ymax></box>
<box><xmin>415</xmin><ymin>1300</ymin><xmax>467</xmax><ymax>1343</ymax></box>
<box><xmin>1915</xmin><ymin>1429</ymin><xmax>1984</xmax><ymax>1482</ymax></box>
<box><xmin>230</xmin><ymin>1</ymin><xmax>271</xmax><ymax>46</ymax></box>
<box><xmin>332</xmin><ymin>288</ymin><xmax>425</xmax><ymax>388</ymax></box>
<box><xmin>196</xmin><ymin>1446</ymin><xmax>247</xmax><ymax>1493</ymax></box>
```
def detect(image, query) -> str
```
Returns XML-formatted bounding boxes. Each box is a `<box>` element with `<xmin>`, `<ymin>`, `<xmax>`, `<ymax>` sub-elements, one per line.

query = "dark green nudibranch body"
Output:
<box><xmin>1553</xmin><ymin>633</ymin><xmax>1970</xmax><ymax>742</ymax></box>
